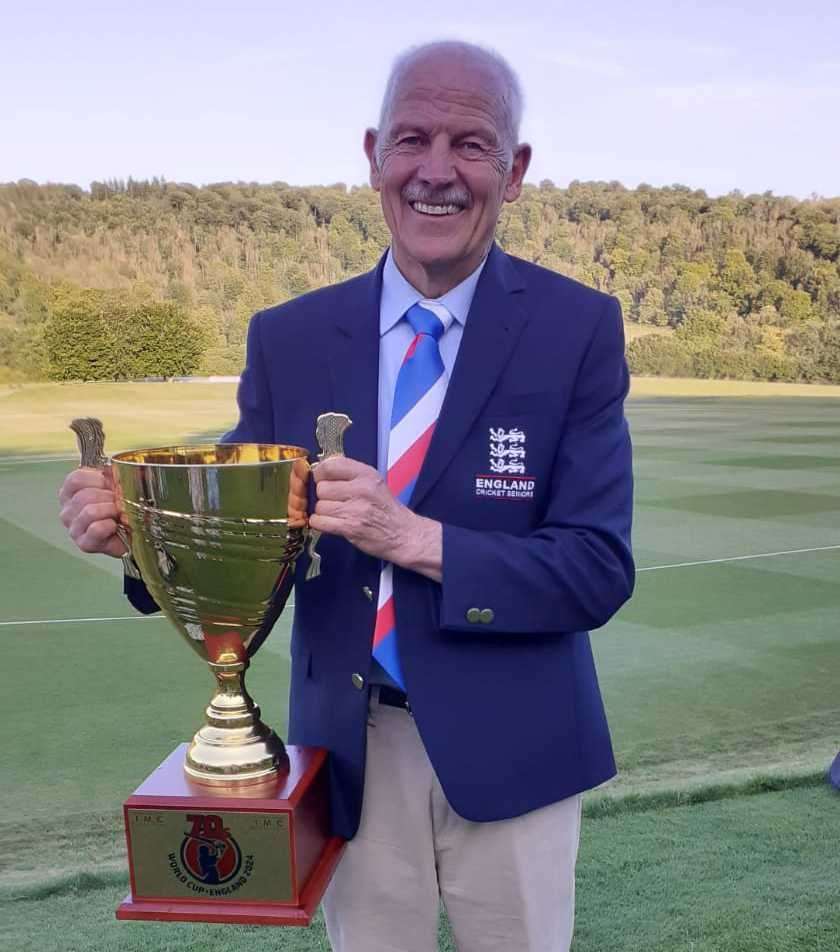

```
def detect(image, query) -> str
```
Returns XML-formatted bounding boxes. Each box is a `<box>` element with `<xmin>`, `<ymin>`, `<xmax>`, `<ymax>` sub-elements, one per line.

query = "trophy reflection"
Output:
<box><xmin>70</xmin><ymin>414</ymin><xmax>350</xmax><ymax>926</ymax></box>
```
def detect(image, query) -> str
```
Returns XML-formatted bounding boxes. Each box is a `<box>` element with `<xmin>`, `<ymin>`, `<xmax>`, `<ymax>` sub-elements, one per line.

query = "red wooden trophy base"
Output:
<box><xmin>116</xmin><ymin>743</ymin><xmax>344</xmax><ymax>926</ymax></box>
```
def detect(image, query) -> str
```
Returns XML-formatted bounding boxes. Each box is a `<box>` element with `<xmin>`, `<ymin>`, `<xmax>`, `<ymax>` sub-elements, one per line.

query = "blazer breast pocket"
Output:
<box><xmin>484</xmin><ymin>391</ymin><xmax>561</xmax><ymax>416</ymax></box>
<box><xmin>451</xmin><ymin>408</ymin><xmax>563</xmax><ymax>532</ymax></box>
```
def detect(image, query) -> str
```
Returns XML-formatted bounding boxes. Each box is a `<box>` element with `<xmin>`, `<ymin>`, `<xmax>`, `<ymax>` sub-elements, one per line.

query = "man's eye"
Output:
<box><xmin>461</xmin><ymin>141</ymin><xmax>485</xmax><ymax>153</ymax></box>
<box><xmin>397</xmin><ymin>135</ymin><xmax>422</xmax><ymax>147</ymax></box>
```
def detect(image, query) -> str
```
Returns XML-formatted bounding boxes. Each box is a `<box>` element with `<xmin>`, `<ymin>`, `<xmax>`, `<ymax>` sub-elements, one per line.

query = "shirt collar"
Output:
<box><xmin>379</xmin><ymin>248</ymin><xmax>488</xmax><ymax>337</ymax></box>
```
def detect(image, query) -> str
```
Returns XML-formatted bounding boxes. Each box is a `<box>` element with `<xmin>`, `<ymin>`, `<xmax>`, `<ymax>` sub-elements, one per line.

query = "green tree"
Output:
<box><xmin>44</xmin><ymin>288</ymin><xmax>119</xmax><ymax>380</ymax></box>
<box><xmin>675</xmin><ymin>308</ymin><xmax>725</xmax><ymax>344</ymax></box>
<box><xmin>669</xmin><ymin>263</ymin><xmax>715</xmax><ymax>324</ymax></box>
<box><xmin>116</xmin><ymin>301</ymin><xmax>207</xmax><ymax>379</ymax></box>
<box><xmin>787</xmin><ymin>323</ymin><xmax>840</xmax><ymax>383</ymax></box>
<box><xmin>2</xmin><ymin>179</ymin><xmax>838</xmax><ymax>385</ymax></box>
<box><xmin>638</xmin><ymin>286</ymin><xmax>667</xmax><ymax>326</ymax></box>
<box><xmin>718</xmin><ymin>250</ymin><xmax>757</xmax><ymax>314</ymax></box>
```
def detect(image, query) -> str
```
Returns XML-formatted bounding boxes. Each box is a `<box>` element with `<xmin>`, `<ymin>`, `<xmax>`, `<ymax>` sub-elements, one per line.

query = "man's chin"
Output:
<box><xmin>397</xmin><ymin>236</ymin><xmax>473</xmax><ymax>272</ymax></box>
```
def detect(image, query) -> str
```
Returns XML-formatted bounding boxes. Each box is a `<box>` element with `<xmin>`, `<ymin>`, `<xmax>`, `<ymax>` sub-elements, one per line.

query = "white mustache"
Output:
<box><xmin>401</xmin><ymin>184</ymin><xmax>472</xmax><ymax>208</ymax></box>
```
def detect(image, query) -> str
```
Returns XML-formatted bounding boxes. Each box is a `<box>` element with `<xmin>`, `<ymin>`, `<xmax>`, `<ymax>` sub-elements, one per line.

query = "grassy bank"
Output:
<box><xmin>630</xmin><ymin>375</ymin><xmax>840</xmax><ymax>398</ymax></box>
<box><xmin>3</xmin><ymin>375</ymin><xmax>840</xmax><ymax>459</ymax></box>
<box><xmin>4</xmin><ymin>783</ymin><xmax>839</xmax><ymax>952</ymax></box>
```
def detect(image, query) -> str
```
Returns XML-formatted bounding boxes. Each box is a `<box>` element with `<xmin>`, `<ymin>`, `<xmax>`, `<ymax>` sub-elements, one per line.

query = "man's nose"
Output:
<box><xmin>417</xmin><ymin>136</ymin><xmax>456</xmax><ymax>187</ymax></box>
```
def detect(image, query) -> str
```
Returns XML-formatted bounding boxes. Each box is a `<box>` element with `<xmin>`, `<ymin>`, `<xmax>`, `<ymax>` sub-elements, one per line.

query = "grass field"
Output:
<box><xmin>2</xmin><ymin>382</ymin><xmax>840</xmax><ymax>950</ymax></box>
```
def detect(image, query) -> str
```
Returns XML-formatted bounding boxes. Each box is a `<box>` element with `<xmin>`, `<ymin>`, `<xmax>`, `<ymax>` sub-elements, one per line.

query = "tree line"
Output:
<box><xmin>0</xmin><ymin>177</ymin><xmax>838</xmax><ymax>383</ymax></box>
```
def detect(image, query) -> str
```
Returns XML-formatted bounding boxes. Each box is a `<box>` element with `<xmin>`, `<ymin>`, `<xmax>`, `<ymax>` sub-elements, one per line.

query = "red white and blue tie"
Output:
<box><xmin>372</xmin><ymin>301</ymin><xmax>453</xmax><ymax>689</ymax></box>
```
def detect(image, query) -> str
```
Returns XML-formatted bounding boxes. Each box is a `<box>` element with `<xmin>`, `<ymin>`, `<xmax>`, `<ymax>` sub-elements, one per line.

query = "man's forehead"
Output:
<box><xmin>387</xmin><ymin>61</ymin><xmax>506</xmax><ymax>132</ymax></box>
<box><xmin>394</xmin><ymin>54</ymin><xmax>504</xmax><ymax>103</ymax></box>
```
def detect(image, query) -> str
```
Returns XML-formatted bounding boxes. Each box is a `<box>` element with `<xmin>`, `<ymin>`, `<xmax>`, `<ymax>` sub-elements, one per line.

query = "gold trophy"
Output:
<box><xmin>69</xmin><ymin>414</ymin><xmax>351</xmax><ymax>926</ymax></box>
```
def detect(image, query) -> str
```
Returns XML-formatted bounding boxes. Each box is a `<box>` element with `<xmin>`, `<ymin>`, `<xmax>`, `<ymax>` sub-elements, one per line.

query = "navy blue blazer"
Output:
<box><xmin>127</xmin><ymin>244</ymin><xmax>634</xmax><ymax>840</ymax></box>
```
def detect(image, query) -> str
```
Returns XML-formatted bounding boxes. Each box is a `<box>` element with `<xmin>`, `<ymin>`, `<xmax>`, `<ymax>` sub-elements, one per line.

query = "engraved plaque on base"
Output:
<box><xmin>117</xmin><ymin>745</ymin><xmax>344</xmax><ymax>925</ymax></box>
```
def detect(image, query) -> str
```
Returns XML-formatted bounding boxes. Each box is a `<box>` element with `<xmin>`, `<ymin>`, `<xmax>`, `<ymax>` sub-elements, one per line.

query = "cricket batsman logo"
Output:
<box><xmin>180</xmin><ymin>813</ymin><xmax>242</xmax><ymax>885</ymax></box>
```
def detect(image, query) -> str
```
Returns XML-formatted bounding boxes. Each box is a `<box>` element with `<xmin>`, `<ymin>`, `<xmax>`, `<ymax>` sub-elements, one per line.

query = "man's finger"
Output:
<box><xmin>101</xmin><ymin>536</ymin><xmax>129</xmax><ymax>558</ymax></box>
<box><xmin>70</xmin><ymin>502</ymin><xmax>121</xmax><ymax>539</ymax></box>
<box><xmin>73</xmin><ymin>487</ymin><xmax>117</xmax><ymax>509</ymax></box>
<box><xmin>315</xmin><ymin>478</ymin><xmax>358</xmax><ymax>502</ymax></box>
<box><xmin>309</xmin><ymin>512</ymin><xmax>349</xmax><ymax>537</ymax></box>
<box><xmin>82</xmin><ymin>517</ymin><xmax>120</xmax><ymax>545</ymax></box>
<box><xmin>60</xmin><ymin>489</ymin><xmax>117</xmax><ymax>528</ymax></box>
<box><xmin>77</xmin><ymin>518</ymin><xmax>126</xmax><ymax>555</ymax></box>
<box><xmin>58</xmin><ymin>468</ymin><xmax>108</xmax><ymax>504</ymax></box>
<box><xmin>314</xmin><ymin>499</ymin><xmax>347</xmax><ymax>518</ymax></box>
<box><xmin>313</xmin><ymin>456</ymin><xmax>370</xmax><ymax>482</ymax></box>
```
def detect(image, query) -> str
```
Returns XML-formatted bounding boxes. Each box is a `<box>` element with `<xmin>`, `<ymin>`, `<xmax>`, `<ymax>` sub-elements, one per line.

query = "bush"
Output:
<box><xmin>44</xmin><ymin>290</ymin><xmax>119</xmax><ymax>381</ymax></box>
<box><xmin>44</xmin><ymin>290</ymin><xmax>206</xmax><ymax>381</ymax></box>
<box><xmin>117</xmin><ymin>301</ymin><xmax>207</xmax><ymax>379</ymax></box>
<box><xmin>626</xmin><ymin>336</ymin><xmax>694</xmax><ymax>377</ymax></box>
<box><xmin>788</xmin><ymin>323</ymin><xmax>840</xmax><ymax>383</ymax></box>
<box><xmin>627</xmin><ymin>335</ymin><xmax>800</xmax><ymax>382</ymax></box>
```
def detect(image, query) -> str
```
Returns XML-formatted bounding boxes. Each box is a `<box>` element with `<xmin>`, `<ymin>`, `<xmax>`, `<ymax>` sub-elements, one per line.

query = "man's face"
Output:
<box><xmin>365</xmin><ymin>54</ymin><xmax>530</xmax><ymax>290</ymax></box>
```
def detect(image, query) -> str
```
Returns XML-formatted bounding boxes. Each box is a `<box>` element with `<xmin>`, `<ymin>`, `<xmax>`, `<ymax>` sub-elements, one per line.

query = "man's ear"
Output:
<box><xmin>504</xmin><ymin>144</ymin><xmax>532</xmax><ymax>203</ymax></box>
<box><xmin>364</xmin><ymin>129</ymin><xmax>381</xmax><ymax>191</ymax></box>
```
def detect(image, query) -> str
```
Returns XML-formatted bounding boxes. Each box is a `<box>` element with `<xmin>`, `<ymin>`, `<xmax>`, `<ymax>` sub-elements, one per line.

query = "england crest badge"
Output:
<box><xmin>475</xmin><ymin>427</ymin><xmax>535</xmax><ymax>499</ymax></box>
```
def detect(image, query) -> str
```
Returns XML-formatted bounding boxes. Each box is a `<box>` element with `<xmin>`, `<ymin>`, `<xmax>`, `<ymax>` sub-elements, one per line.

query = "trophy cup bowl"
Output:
<box><xmin>110</xmin><ymin>441</ymin><xmax>312</xmax><ymax>785</ymax></box>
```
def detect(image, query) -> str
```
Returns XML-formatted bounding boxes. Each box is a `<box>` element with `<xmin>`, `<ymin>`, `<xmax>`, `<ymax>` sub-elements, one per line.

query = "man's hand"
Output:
<box><xmin>311</xmin><ymin>457</ymin><xmax>442</xmax><ymax>582</ymax></box>
<box><xmin>58</xmin><ymin>467</ymin><xmax>127</xmax><ymax>558</ymax></box>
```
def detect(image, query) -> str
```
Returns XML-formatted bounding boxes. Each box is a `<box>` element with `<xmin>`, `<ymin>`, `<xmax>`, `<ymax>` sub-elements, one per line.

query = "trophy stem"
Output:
<box><xmin>184</xmin><ymin>650</ymin><xmax>288</xmax><ymax>785</ymax></box>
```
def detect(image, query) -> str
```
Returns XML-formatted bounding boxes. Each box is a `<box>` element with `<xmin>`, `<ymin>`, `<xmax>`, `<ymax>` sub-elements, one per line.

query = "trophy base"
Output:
<box><xmin>116</xmin><ymin>743</ymin><xmax>345</xmax><ymax>926</ymax></box>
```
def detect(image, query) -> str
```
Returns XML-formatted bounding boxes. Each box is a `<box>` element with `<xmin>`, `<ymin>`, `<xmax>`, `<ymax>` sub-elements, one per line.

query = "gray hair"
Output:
<box><xmin>375</xmin><ymin>41</ymin><xmax>524</xmax><ymax>163</ymax></box>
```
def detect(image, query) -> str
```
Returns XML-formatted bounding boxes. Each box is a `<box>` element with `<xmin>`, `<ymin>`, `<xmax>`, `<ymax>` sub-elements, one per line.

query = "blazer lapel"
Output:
<box><xmin>324</xmin><ymin>256</ymin><xmax>385</xmax><ymax>469</ymax></box>
<box><xmin>410</xmin><ymin>245</ymin><xmax>528</xmax><ymax>510</ymax></box>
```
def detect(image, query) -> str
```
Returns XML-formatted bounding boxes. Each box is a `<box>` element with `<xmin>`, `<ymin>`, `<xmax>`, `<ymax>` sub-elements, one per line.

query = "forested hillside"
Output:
<box><xmin>1</xmin><ymin>178</ymin><xmax>838</xmax><ymax>382</ymax></box>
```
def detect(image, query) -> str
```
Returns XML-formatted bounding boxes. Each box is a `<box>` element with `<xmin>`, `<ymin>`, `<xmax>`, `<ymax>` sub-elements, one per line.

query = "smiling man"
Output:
<box><xmin>59</xmin><ymin>40</ymin><xmax>634</xmax><ymax>952</ymax></box>
<box><xmin>363</xmin><ymin>48</ymin><xmax>530</xmax><ymax>299</ymax></box>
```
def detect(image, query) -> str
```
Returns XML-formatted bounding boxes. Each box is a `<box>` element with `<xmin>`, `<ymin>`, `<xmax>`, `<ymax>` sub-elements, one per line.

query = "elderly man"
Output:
<box><xmin>59</xmin><ymin>40</ymin><xmax>633</xmax><ymax>952</ymax></box>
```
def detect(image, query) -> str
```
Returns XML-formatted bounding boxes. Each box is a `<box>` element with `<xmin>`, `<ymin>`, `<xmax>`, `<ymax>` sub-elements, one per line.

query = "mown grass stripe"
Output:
<box><xmin>584</xmin><ymin>769</ymin><xmax>829</xmax><ymax>819</ymax></box>
<box><xmin>3</xmin><ymin>772</ymin><xmax>832</xmax><ymax>905</ymax></box>
<box><xmin>2</xmin><ymin>869</ymin><xmax>128</xmax><ymax>904</ymax></box>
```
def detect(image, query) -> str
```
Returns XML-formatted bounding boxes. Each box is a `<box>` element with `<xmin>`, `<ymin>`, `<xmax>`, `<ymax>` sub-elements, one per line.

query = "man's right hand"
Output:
<box><xmin>58</xmin><ymin>467</ymin><xmax>127</xmax><ymax>558</ymax></box>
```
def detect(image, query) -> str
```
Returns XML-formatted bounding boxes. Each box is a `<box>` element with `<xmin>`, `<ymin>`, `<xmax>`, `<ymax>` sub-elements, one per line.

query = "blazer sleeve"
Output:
<box><xmin>123</xmin><ymin>309</ymin><xmax>274</xmax><ymax>613</ymax></box>
<box><xmin>439</xmin><ymin>297</ymin><xmax>634</xmax><ymax>635</ymax></box>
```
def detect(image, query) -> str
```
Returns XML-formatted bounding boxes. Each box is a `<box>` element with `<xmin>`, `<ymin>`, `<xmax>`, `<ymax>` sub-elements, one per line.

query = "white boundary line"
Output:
<box><xmin>1</xmin><ymin>546</ymin><xmax>839</xmax><ymax>627</ymax></box>
<box><xmin>0</xmin><ymin>602</ymin><xmax>296</xmax><ymax>628</ymax></box>
<box><xmin>0</xmin><ymin>615</ymin><xmax>161</xmax><ymax>627</ymax></box>
<box><xmin>2</xmin><ymin>545</ymin><xmax>839</xmax><ymax>627</ymax></box>
<box><xmin>0</xmin><ymin>455</ymin><xmax>77</xmax><ymax>465</ymax></box>
<box><xmin>637</xmin><ymin>543</ymin><xmax>840</xmax><ymax>573</ymax></box>
<box><xmin>1</xmin><ymin>546</ymin><xmax>838</xmax><ymax>628</ymax></box>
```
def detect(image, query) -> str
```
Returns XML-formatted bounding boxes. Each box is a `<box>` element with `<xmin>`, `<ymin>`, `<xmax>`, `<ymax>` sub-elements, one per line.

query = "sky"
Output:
<box><xmin>2</xmin><ymin>0</ymin><xmax>838</xmax><ymax>198</ymax></box>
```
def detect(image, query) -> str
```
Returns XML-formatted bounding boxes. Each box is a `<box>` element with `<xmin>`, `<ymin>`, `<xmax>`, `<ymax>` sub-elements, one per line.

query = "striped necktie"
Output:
<box><xmin>372</xmin><ymin>300</ymin><xmax>453</xmax><ymax>689</ymax></box>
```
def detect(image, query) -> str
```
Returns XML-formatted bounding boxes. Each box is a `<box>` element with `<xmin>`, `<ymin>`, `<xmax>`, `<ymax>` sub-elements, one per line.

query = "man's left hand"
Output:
<box><xmin>311</xmin><ymin>457</ymin><xmax>442</xmax><ymax>581</ymax></box>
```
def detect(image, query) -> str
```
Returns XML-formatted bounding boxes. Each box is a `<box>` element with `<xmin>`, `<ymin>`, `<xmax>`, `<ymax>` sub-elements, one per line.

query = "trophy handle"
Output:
<box><xmin>69</xmin><ymin>417</ymin><xmax>141</xmax><ymax>580</ymax></box>
<box><xmin>305</xmin><ymin>412</ymin><xmax>352</xmax><ymax>581</ymax></box>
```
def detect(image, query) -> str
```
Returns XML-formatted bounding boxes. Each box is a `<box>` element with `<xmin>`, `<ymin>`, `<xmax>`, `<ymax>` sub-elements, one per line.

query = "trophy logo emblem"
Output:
<box><xmin>180</xmin><ymin>814</ymin><xmax>242</xmax><ymax>885</ymax></box>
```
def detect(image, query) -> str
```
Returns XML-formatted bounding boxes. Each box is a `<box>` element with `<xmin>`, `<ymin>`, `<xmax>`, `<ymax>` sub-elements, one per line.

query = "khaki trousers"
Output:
<box><xmin>322</xmin><ymin>692</ymin><xmax>582</xmax><ymax>952</ymax></box>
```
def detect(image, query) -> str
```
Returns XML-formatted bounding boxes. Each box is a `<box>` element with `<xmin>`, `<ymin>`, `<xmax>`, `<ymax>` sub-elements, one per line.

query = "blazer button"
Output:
<box><xmin>362</xmin><ymin>586</ymin><xmax>374</xmax><ymax>601</ymax></box>
<box><xmin>479</xmin><ymin>608</ymin><xmax>495</xmax><ymax>624</ymax></box>
<box><xmin>351</xmin><ymin>673</ymin><xmax>366</xmax><ymax>691</ymax></box>
<box><xmin>466</xmin><ymin>607</ymin><xmax>481</xmax><ymax>624</ymax></box>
